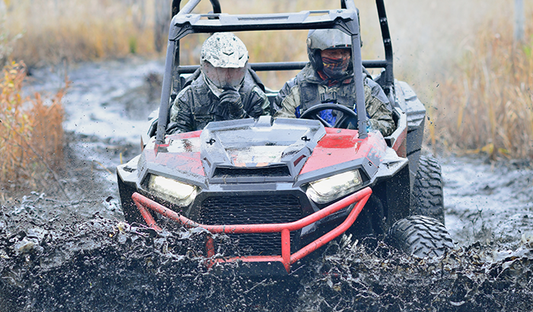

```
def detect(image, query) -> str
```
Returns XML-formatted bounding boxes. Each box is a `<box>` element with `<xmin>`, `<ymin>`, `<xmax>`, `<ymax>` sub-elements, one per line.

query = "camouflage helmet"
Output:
<box><xmin>200</xmin><ymin>32</ymin><xmax>249</xmax><ymax>68</ymax></box>
<box><xmin>200</xmin><ymin>32</ymin><xmax>249</xmax><ymax>89</ymax></box>
<box><xmin>306</xmin><ymin>29</ymin><xmax>351</xmax><ymax>71</ymax></box>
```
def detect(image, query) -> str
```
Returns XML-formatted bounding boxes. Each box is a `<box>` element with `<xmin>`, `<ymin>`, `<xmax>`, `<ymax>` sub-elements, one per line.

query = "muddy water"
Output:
<box><xmin>1</xmin><ymin>59</ymin><xmax>532</xmax><ymax>311</ymax></box>
<box><xmin>443</xmin><ymin>157</ymin><xmax>533</xmax><ymax>247</ymax></box>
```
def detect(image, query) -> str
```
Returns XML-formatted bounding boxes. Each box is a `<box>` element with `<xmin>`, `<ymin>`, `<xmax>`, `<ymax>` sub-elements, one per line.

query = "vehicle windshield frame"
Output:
<box><xmin>155</xmin><ymin>0</ymin><xmax>394</xmax><ymax>145</ymax></box>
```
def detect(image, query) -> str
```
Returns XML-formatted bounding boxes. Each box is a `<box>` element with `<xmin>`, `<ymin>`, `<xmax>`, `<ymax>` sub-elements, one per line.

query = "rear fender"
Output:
<box><xmin>395</xmin><ymin>80</ymin><xmax>427</xmax><ymax>188</ymax></box>
<box><xmin>385</xmin><ymin>107</ymin><xmax>407</xmax><ymax>158</ymax></box>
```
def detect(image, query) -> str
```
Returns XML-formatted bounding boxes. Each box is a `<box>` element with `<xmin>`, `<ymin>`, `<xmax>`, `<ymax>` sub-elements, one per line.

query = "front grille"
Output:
<box><xmin>213</xmin><ymin>166</ymin><xmax>291</xmax><ymax>178</ymax></box>
<box><xmin>196</xmin><ymin>195</ymin><xmax>302</xmax><ymax>256</ymax></box>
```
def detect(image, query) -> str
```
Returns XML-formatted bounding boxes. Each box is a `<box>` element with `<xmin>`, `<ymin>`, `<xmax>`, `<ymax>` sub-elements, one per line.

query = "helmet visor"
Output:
<box><xmin>202</xmin><ymin>61</ymin><xmax>247</xmax><ymax>90</ymax></box>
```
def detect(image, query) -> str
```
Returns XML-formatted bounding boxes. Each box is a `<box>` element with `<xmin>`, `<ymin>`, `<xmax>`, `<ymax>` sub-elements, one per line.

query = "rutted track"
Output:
<box><xmin>1</xmin><ymin>59</ymin><xmax>532</xmax><ymax>311</ymax></box>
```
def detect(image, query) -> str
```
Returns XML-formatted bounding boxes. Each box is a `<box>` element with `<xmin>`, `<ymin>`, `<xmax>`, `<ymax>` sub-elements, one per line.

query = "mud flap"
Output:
<box><xmin>117</xmin><ymin>172</ymin><xmax>144</xmax><ymax>224</ymax></box>
<box><xmin>373</xmin><ymin>163</ymin><xmax>410</xmax><ymax>232</ymax></box>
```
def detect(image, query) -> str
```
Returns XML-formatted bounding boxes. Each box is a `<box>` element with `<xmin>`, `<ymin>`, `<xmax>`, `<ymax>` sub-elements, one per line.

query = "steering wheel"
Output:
<box><xmin>299</xmin><ymin>103</ymin><xmax>358</xmax><ymax>129</ymax></box>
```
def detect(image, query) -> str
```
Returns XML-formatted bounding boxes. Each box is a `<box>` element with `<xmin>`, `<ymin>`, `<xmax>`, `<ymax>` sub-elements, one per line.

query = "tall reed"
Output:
<box><xmin>432</xmin><ymin>15</ymin><xmax>533</xmax><ymax>160</ymax></box>
<box><xmin>0</xmin><ymin>62</ymin><xmax>67</xmax><ymax>196</ymax></box>
<box><xmin>3</xmin><ymin>0</ymin><xmax>532</xmax><ymax>160</ymax></box>
<box><xmin>4</xmin><ymin>0</ymin><xmax>157</xmax><ymax>67</ymax></box>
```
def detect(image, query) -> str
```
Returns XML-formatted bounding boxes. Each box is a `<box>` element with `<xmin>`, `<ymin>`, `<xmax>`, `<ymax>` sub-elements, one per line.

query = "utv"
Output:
<box><xmin>117</xmin><ymin>0</ymin><xmax>453</xmax><ymax>274</ymax></box>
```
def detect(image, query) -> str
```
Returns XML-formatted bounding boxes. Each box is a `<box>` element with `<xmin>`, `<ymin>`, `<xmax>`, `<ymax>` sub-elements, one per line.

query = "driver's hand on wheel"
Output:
<box><xmin>220</xmin><ymin>90</ymin><xmax>245</xmax><ymax>118</ymax></box>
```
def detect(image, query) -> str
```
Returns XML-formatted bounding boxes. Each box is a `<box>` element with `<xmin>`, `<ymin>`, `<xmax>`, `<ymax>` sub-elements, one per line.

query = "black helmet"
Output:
<box><xmin>306</xmin><ymin>29</ymin><xmax>352</xmax><ymax>72</ymax></box>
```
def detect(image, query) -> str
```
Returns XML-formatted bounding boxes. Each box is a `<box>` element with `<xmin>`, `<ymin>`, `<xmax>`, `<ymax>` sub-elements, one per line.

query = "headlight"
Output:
<box><xmin>148</xmin><ymin>175</ymin><xmax>198</xmax><ymax>207</ymax></box>
<box><xmin>306</xmin><ymin>170</ymin><xmax>363</xmax><ymax>204</ymax></box>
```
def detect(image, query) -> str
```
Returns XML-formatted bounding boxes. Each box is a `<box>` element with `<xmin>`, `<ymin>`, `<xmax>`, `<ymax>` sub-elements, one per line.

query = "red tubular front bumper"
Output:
<box><xmin>132</xmin><ymin>187</ymin><xmax>372</xmax><ymax>273</ymax></box>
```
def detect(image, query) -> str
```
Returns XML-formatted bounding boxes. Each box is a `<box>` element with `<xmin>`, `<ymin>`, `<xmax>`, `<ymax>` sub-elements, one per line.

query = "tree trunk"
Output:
<box><xmin>514</xmin><ymin>0</ymin><xmax>525</xmax><ymax>44</ymax></box>
<box><xmin>154</xmin><ymin>0</ymin><xmax>172</xmax><ymax>53</ymax></box>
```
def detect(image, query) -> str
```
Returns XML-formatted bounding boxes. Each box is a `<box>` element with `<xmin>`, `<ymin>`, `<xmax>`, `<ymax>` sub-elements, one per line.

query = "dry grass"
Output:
<box><xmin>430</xmin><ymin>11</ymin><xmax>533</xmax><ymax>160</ymax></box>
<box><xmin>2</xmin><ymin>0</ymin><xmax>533</xmax><ymax>160</ymax></box>
<box><xmin>0</xmin><ymin>62</ymin><xmax>67</xmax><ymax>196</ymax></box>
<box><xmin>3</xmin><ymin>0</ymin><xmax>158</xmax><ymax>67</ymax></box>
<box><xmin>2</xmin><ymin>0</ymin><xmax>381</xmax><ymax>88</ymax></box>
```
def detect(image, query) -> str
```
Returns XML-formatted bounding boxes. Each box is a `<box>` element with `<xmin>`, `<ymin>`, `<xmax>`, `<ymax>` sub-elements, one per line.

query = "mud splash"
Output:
<box><xmin>1</xmin><ymin>214</ymin><xmax>533</xmax><ymax>311</ymax></box>
<box><xmin>0</xmin><ymin>215</ymin><xmax>299</xmax><ymax>311</ymax></box>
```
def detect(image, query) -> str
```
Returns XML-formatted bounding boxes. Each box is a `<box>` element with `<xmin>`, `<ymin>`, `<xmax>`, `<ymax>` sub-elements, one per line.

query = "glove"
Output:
<box><xmin>366</xmin><ymin>121</ymin><xmax>373</xmax><ymax>133</ymax></box>
<box><xmin>219</xmin><ymin>89</ymin><xmax>245</xmax><ymax>118</ymax></box>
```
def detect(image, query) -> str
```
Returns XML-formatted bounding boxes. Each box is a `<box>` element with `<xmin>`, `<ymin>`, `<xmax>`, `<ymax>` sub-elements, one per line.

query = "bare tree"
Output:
<box><xmin>132</xmin><ymin>0</ymin><xmax>147</xmax><ymax>31</ymax></box>
<box><xmin>514</xmin><ymin>0</ymin><xmax>525</xmax><ymax>43</ymax></box>
<box><xmin>154</xmin><ymin>0</ymin><xmax>171</xmax><ymax>53</ymax></box>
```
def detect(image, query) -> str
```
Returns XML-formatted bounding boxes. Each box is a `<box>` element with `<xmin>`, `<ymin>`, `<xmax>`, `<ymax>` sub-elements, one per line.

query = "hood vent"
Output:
<box><xmin>213</xmin><ymin>165</ymin><xmax>291</xmax><ymax>178</ymax></box>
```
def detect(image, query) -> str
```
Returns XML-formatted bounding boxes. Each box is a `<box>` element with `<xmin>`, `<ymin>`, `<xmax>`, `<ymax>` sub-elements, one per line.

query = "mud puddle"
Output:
<box><xmin>1</xmin><ymin>58</ymin><xmax>532</xmax><ymax>311</ymax></box>
<box><xmin>442</xmin><ymin>156</ymin><xmax>533</xmax><ymax>247</ymax></box>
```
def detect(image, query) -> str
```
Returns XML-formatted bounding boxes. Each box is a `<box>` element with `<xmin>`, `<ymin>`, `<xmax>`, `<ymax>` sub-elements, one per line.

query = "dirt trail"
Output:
<box><xmin>443</xmin><ymin>156</ymin><xmax>533</xmax><ymax>248</ymax></box>
<box><xmin>1</xmin><ymin>59</ymin><xmax>532</xmax><ymax>311</ymax></box>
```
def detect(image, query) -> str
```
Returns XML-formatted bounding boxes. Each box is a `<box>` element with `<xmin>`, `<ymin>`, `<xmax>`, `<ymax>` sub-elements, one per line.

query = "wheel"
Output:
<box><xmin>299</xmin><ymin>103</ymin><xmax>358</xmax><ymax>129</ymax></box>
<box><xmin>411</xmin><ymin>155</ymin><xmax>445</xmax><ymax>224</ymax></box>
<box><xmin>387</xmin><ymin>215</ymin><xmax>454</xmax><ymax>258</ymax></box>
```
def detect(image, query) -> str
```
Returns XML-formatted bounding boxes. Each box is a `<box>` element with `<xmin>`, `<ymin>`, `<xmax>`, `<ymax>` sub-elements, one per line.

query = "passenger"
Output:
<box><xmin>167</xmin><ymin>32</ymin><xmax>269</xmax><ymax>133</ymax></box>
<box><xmin>273</xmin><ymin>29</ymin><xmax>395</xmax><ymax>136</ymax></box>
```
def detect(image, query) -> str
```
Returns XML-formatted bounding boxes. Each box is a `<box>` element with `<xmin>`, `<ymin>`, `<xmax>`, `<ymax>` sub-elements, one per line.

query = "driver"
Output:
<box><xmin>168</xmin><ymin>32</ymin><xmax>269</xmax><ymax>133</ymax></box>
<box><xmin>273</xmin><ymin>29</ymin><xmax>394</xmax><ymax>136</ymax></box>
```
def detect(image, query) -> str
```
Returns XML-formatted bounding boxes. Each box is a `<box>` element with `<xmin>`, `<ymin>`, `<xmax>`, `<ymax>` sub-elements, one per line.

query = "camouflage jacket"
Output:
<box><xmin>272</xmin><ymin>64</ymin><xmax>395</xmax><ymax>136</ymax></box>
<box><xmin>169</xmin><ymin>69</ymin><xmax>269</xmax><ymax>133</ymax></box>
